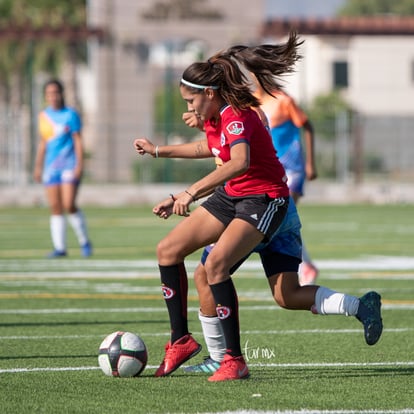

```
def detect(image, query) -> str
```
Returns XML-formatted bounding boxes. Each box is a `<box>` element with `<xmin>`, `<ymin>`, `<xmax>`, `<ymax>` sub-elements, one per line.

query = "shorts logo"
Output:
<box><xmin>161</xmin><ymin>285</ymin><xmax>175</xmax><ymax>299</ymax></box>
<box><xmin>226</xmin><ymin>121</ymin><xmax>244</xmax><ymax>135</ymax></box>
<box><xmin>216</xmin><ymin>305</ymin><xmax>231</xmax><ymax>320</ymax></box>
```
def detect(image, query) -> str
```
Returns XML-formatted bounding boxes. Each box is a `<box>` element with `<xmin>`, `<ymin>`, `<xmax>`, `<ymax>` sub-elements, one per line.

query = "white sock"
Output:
<box><xmin>50</xmin><ymin>215</ymin><xmax>66</xmax><ymax>252</ymax></box>
<box><xmin>198</xmin><ymin>311</ymin><xmax>226</xmax><ymax>362</ymax></box>
<box><xmin>68</xmin><ymin>210</ymin><xmax>89</xmax><ymax>246</ymax></box>
<box><xmin>313</xmin><ymin>286</ymin><xmax>360</xmax><ymax>316</ymax></box>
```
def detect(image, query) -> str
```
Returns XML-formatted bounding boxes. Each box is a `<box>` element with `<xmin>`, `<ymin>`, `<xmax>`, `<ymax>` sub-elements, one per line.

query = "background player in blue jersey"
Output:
<box><xmin>33</xmin><ymin>79</ymin><xmax>92</xmax><ymax>258</ymax></box>
<box><xmin>254</xmin><ymin>83</ymin><xmax>318</xmax><ymax>286</ymax></box>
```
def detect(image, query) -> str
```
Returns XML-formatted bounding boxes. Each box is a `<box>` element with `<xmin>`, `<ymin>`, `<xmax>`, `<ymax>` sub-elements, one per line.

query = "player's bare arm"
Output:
<box><xmin>134</xmin><ymin>137</ymin><xmax>211</xmax><ymax>159</ymax></box>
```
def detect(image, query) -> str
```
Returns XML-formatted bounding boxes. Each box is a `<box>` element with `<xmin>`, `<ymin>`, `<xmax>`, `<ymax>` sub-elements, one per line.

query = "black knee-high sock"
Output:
<box><xmin>159</xmin><ymin>263</ymin><xmax>188</xmax><ymax>343</ymax></box>
<box><xmin>209</xmin><ymin>278</ymin><xmax>241</xmax><ymax>357</ymax></box>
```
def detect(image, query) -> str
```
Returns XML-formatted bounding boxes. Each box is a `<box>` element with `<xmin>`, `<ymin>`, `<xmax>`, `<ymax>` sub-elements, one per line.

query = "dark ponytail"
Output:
<box><xmin>181</xmin><ymin>31</ymin><xmax>303</xmax><ymax>111</ymax></box>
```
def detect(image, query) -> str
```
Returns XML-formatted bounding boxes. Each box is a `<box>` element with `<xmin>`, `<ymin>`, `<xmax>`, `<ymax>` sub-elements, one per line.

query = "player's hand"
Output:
<box><xmin>33</xmin><ymin>167</ymin><xmax>42</xmax><ymax>183</ymax></box>
<box><xmin>171</xmin><ymin>193</ymin><xmax>192</xmax><ymax>217</ymax></box>
<box><xmin>134</xmin><ymin>138</ymin><xmax>156</xmax><ymax>157</ymax></box>
<box><xmin>182</xmin><ymin>111</ymin><xmax>203</xmax><ymax>130</ymax></box>
<box><xmin>306</xmin><ymin>164</ymin><xmax>317</xmax><ymax>181</ymax></box>
<box><xmin>153</xmin><ymin>198</ymin><xmax>174</xmax><ymax>219</ymax></box>
<box><xmin>153</xmin><ymin>192</ymin><xmax>192</xmax><ymax>219</ymax></box>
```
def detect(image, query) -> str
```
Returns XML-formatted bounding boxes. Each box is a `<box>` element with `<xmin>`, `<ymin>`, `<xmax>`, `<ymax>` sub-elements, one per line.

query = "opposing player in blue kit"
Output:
<box><xmin>184</xmin><ymin>198</ymin><xmax>383</xmax><ymax>374</ymax></box>
<box><xmin>33</xmin><ymin>79</ymin><xmax>92</xmax><ymax>258</ymax></box>
<box><xmin>254</xmin><ymin>83</ymin><xmax>318</xmax><ymax>286</ymax></box>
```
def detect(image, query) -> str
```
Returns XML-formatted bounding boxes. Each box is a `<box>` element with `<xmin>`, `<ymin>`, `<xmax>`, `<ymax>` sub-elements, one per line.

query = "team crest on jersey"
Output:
<box><xmin>216</xmin><ymin>305</ymin><xmax>231</xmax><ymax>320</ymax></box>
<box><xmin>161</xmin><ymin>285</ymin><xmax>175</xmax><ymax>299</ymax></box>
<box><xmin>55</xmin><ymin>124</ymin><xmax>69</xmax><ymax>136</ymax></box>
<box><xmin>226</xmin><ymin>121</ymin><xmax>244</xmax><ymax>135</ymax></box>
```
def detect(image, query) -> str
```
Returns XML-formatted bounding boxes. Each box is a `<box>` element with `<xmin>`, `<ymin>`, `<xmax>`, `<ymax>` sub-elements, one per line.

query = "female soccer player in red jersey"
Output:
<box><xmin>134</xmin><ymin>32</ymin><xmax>382</xmax><ymax>382</ymax></box>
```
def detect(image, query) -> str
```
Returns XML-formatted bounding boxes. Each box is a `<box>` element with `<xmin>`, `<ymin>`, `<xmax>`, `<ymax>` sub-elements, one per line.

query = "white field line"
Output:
<box><xmin>0</xmin><ymin>270</ymin><xmax>414</xmax><ymax>280</ymax></box>
<box><xmin>0</xmin><ymin>302</ymin><xmax>413</xmax><ymax>315</ymax></box>
<box><xmin>0</xmin><ymin>256</ymin><xmax>413</xmax><ymax>270</ymax></box>
<box><xmin>1</xmin><ymin>271</ymin><xmax>413</xmax><ymax>279</ymax></box>
<box><xmin>1</xmin><ymin>360</ymin><xmax>414</xmax><ymax>375</ymax></box>
<box><xmin>1</xmin><ymin>256</ymin><xmax>414</xmax><ymax>279</ymax></box>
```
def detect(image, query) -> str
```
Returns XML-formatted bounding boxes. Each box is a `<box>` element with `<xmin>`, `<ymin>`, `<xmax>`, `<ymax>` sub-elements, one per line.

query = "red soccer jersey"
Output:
<box><xmin>204</xmin><ymin>105</ymin><xmax>289</xmax><ymax>198</ymax></box>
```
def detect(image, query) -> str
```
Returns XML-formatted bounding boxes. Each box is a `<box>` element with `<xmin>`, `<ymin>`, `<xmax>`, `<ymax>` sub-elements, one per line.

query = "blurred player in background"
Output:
<box><xmin>33</xmin><ymin>79</ymin><xmax>92</xmax><ymax>258</ymax></box>
<box><xmin>254</xmin><ymin>82</ymin><xmax>318</xmax><ymax>286</ymax></box>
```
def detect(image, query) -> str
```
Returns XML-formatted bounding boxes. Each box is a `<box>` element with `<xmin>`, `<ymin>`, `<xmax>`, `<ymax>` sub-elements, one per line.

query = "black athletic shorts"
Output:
<box><xmin>201</xmin><ymin>186</ymin><xmax>289</xmax><ymax>242</ymax></box>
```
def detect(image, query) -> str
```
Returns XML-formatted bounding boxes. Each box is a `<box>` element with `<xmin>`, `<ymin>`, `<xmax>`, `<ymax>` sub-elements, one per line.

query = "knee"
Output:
<box><xmin>269</xmin><ymin>272</ymin><xmax>303</xmax><ymax>310</ymax></box>
<box><xmin>66</xmin><ymin>206</ymin><xmax>77</xmax><ymax>214</ymax></box>
<box><xmin>50</xmin><ymin>207</ymin><xmax>63</xmax><ymax>216</ymax></box>
<box><xmin>156</xmin><ymin>238</ymin><xmax>170</xmax><ymax>262</ymax></box>
<box><xmin>274</xmin><ymin>293</ymin><xmax>290</xmax><ymax>309</ymax></box>
<box><xmin>274</xmin><ymin>290</ymin><xmax>299</xmax><ymax>310</ymax></box>
<box><xmin>204</xmin><ymin>257</ymin><xmax>227</xmax><ymax>284</ymax></box>
<box><xmin>194</xmin><ymin>265</ymin><xmax>208</xmax><ymax>287</ymax></box>
<box><xmin>156</xmin><ymin>238</ymin><xmax>181</xmax><ymax>264</ymax></box>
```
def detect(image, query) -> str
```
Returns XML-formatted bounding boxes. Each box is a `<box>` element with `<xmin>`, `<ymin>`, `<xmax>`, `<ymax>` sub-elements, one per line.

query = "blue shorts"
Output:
<box><xmin>285</xmin><ymin>169</ymin><xmax>305</xmax><ymax>196</ymax></box>
<box><xmin>43</xmin><ymin>169</ymin><xmax>79</xmax><ymax>186</ymax></box>
<box><xmin>201</xmin><ymin>196</ymin><xmax>302</xmax><ymax>276</ymax></box>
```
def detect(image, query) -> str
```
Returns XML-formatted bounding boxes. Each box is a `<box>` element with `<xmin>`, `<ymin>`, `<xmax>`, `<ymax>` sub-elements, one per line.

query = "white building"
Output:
<box><xmin>262</xmin><ymin>17</ymin><xmax>414</xmax><ymax>178</ymax></box>
<box><xmin>262</xmin><ymin>17</ymin><xmax>414</xmax><ymax>116</ymax></box>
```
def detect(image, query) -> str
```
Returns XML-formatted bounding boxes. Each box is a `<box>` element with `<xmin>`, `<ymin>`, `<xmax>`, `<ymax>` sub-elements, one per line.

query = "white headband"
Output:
<box><xmin>181</xmin><ymin>78</ymin><xmax>219</xmax><ymax>90</ymax></box>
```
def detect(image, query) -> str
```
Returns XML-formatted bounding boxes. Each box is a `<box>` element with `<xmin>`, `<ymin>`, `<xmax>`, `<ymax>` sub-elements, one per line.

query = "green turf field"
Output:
<box><xmin>0</xmin><ymin>204</ymin><xmax>413</xmax><ymax>414</ymax></box>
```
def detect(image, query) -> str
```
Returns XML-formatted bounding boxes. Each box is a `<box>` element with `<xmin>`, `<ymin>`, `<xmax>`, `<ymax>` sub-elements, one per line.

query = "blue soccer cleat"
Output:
<box><xmin>47</xmin><ymin>250</ymin><xmax>67</xmax><ymax>258</ymax></box>
<box><xmin>81</xmin><ymin>241</ymin><xmax>93</xmax><ymax>257</ymax></box>
<box><xmin>183</xmin><ymin>356</ymin><xmax>221</xmax><ymax>373</ymax></box>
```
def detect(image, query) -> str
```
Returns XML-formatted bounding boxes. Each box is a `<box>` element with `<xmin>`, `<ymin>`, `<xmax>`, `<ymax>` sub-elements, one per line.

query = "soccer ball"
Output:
<box><xmin>98</xmin><ymin>331</ymin><xmax>148</xmax><ymax>377</ymax></box>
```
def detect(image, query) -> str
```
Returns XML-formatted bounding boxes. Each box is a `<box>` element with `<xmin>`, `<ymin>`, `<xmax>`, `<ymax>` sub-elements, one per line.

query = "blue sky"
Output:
<box><xmin>265</xmin><ymin>0</ymin><xmax>347</xmax><ymax>18</ymax></box>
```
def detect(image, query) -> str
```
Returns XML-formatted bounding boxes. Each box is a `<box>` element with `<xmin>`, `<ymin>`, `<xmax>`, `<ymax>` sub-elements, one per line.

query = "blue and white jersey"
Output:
<box><xmin>38</xmin><ymin>106</ymin><xmax>81</xmax><ymax>183</ymax></box>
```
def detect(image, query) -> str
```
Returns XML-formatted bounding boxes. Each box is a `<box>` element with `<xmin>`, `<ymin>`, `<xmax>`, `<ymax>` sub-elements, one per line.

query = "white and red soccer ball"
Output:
<box><xmin>98</xmin><ymin>331</ymin><xmax>148</xmax><ymax>377</ymax></box>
